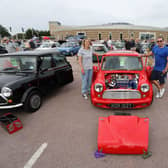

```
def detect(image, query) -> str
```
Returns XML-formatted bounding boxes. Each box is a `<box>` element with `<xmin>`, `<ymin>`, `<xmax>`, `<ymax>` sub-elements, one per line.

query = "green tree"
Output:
<box><xmin>25</xmin><ymin>28</ymin><xmax>50</xmax><ymax>39</ymax></box>
<box><xmin>13</xmin><ymin>33</ymin><xmax>25</xmax><ymax>39</ymax></box>
<box><xmin>25</xmin><ymin>29</ymin><xmax>34</xmax><ymax>39</ymax></box>
<box><xmin>0</xmin><ymin>25</ymin><xmax>11</xmax><ymax>37</ymax></box>
<box><xmin>38</xmin><ymin>30</ymin><xmax>50</xmax><ymax>36</ymax></box>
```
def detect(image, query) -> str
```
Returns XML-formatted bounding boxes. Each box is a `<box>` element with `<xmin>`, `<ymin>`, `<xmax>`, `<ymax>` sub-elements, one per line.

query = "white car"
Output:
<box><xmin>92</xmin><ymin>43</ymin><xmax>108</xmax><ymax>62</ymax></box>
<box><xmin>36</xmin><ymin>41</ymin><xmax>60</xmax><ymax>50</ymax></box>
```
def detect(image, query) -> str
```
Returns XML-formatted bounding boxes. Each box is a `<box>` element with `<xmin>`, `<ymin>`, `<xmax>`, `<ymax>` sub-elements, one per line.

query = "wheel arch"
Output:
<box><xmin>21</xmin><ymin>87</ymin><xmax>41</xmax><ymax>103</ymax></box>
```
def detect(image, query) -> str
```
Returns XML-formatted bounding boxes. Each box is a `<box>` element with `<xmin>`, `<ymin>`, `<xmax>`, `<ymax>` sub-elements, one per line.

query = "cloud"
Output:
<box><xmin>0</xmin><ymin>0</ymin><xmax>168</xmax><ymax>33</ymax></box>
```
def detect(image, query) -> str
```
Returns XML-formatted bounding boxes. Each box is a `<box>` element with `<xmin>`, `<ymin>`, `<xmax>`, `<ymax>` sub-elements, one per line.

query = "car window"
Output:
<box><xmin>102</xmin><ymin>56</ymin><xmax>143</xmax><ymax>70</ymax></box>
<box><xmin>93</xmin><ymin>46</ymin><xmax>108</xmax><ymax>55</ymax></box>
<box><xmin>20</xmin><ymin>57</ymin><xmax>36</xmax><ymax>71</ymax></box>
<box><xmin>0</xmin><ymin>56</ymin><xmax>36</xmax><ymax>72</ymax></box>
<box><xmin>40</xmin><ymin>56</ymin><xmax>52</xmax><ymax>70</ymax></box>
<box><xmin>52</xmin><ymin>53</ymin><xmax>67</xmax><ymax>67</ymax></box>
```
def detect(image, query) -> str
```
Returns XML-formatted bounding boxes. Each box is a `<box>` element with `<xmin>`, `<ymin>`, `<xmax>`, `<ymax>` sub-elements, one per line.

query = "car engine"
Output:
<box><xmin>105</xmin><ymin>73</ymin><xmax>139</xmax><ymax>89</ymax></box>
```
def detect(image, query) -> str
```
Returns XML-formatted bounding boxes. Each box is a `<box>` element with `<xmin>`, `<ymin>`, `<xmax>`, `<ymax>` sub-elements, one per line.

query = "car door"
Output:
<box><xmin>38</xmin><ymin>55</ymin><xmax>56</xmax><ymax>91</ymax></box>
<box><xmin>52</xmin><ymin>53</ymin><xmax>73</xmax><ymax>85</ymax></box>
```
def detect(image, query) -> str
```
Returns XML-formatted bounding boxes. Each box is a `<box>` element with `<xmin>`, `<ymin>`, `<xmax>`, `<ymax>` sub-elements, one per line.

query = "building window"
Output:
<box><xmin>109</xmin><ymin>32</ymin><xmax>112</xmax><ymax>40</ymax></box>
<box><xmin>120</xmin><ymin>33</ymin><xmax>123</xmax><ymax>41</ymax></box>
<box><xmin>139</xmin><ymin>32</ymin><xmax>155</xmax><ymax>40</ymax></box>
<box><xmin>98</xmin><ymin>33</ymin><xmax>101</xmax><ymax>40</ymax></box>
<box><xmin>76</xmin><ymin>32</ymin><xmax>86</xmax><ymax>39</ymax></box>
<box><xmin>131</xmin><ymin>32</ymin><xmax>134</xmax><ymax>37</ymax></box>
<box><xmin>77</xmin><ymin>32</ymin><xmax>86</xmax><ymax>36</ymax></box>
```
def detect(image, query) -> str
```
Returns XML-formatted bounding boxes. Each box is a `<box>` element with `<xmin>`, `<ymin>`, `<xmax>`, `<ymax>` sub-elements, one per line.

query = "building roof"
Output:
<box><xmin>55</xmin><ymin>23</ymin><xmax>168</xmax><ymax>32</ymax></box>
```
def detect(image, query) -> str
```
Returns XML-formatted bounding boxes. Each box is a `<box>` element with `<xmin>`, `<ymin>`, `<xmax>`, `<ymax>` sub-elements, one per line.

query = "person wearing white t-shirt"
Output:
<box><xmin>78</xmin><ymin>39</ymin><xmax>93</xmax><ymax>99</ymax></box>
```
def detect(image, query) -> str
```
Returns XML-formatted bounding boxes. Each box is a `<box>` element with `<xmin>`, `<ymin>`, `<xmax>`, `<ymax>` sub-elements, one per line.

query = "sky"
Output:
<box><xmin>0</xmin><ymin>0</ymin><xmax>167</xmax><ymax>34</ymax></box>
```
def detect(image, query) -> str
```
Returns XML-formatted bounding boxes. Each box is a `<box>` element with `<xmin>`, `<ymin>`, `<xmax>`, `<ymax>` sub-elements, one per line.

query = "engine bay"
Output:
<box><xmin>105</xmin><ymin>73</ymin><xmax>139</xmax><ymax>89</ymax></box>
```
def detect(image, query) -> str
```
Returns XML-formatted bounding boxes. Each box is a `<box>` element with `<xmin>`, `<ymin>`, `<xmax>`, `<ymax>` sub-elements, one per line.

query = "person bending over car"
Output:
<box><xmin>140</xmin><ymin>36</ymin><xmax>168</xmax><ymax>98</ymax></box>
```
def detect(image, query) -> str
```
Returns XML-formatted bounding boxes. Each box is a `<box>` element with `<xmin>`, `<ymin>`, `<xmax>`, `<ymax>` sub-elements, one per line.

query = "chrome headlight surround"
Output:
<box><xmin>94</xmin><ymin>83</ymin><xmax>103</xmax><ymax>92</ymax></box>
<box><xmin>1</xmin><ymin>87</ymin><xmax>13</xmax><ymax>97</ymax></box>
<box><xmin>141</xmin><ymin>84</ymin><xmax>149</xmax><ymax>93</ymax></box>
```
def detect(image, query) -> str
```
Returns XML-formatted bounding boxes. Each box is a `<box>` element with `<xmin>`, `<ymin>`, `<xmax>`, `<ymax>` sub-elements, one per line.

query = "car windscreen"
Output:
<box><xmin>102</xmin><ymin>56</ymin><xmax>143</xmax><ymax>71</ymax></box>
<box><xmin>0</xmin><ymin>56</ymin><xmax>37</xmax><ymax>72</ymax></box>
<box><xmin>93</xmin><ymin>46</ymin><xmax>108</xmax><ymax>54</ymax></box>
<box><xmin>40</xmin><ymin>43</ymin><xmax>51</xmax><ymax>48</ymax></box>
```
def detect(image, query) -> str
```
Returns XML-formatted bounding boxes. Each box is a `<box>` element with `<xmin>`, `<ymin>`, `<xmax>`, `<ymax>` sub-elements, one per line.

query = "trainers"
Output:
<box><xmin>82</xmin><ymin>93</ymin><xmax>88</xmax><ymax>100</ymax></box>
<box><xmin>160</xmin><ymin>88</ymin><xmax>165</xmax><ymax>98</ymax></box>
<box><xmin>155</xmin><ymin>91</ymin><xmax>160</xmax><ymax>98</ymax></box>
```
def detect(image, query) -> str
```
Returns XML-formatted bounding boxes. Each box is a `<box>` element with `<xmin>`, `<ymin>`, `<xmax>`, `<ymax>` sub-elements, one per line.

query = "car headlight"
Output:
<box><xmin>141</xmin><ymin>84</ymin><xmax>149</xmax><ymax>93</ymax></box>
<box><xmin>95</xmin><ymin>83</ymin><xmax>103</xmax><ymax>92</ymax></box>
<box><xmin>1</xmin><ymin>87</ymin><xmax>12</xmax><ymax>97</ymax></box>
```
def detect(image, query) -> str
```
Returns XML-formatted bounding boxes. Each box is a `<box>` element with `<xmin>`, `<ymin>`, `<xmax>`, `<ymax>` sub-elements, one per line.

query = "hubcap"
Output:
<box><xmin>30</xmin><ymin>94</ymin><xmax>41</xmax><ymax>109</ymax></box>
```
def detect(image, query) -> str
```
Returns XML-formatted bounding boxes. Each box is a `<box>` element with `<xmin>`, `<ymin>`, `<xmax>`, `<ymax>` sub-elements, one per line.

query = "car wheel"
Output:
<box><xmin>24</xmin><ymin>91</ymin><xmax>42</xmax><ymax>113</ymax></box>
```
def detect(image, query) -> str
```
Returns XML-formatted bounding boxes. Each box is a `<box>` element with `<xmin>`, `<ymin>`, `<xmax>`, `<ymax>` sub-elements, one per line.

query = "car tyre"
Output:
<box><xmin>24</xmin><ymin>91</ymin><xmax>42</xmax><ymax>113</ymax></box>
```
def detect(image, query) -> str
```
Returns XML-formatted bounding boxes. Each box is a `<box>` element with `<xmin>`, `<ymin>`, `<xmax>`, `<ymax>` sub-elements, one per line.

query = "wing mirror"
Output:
<box><xmin>93</xmin><ymin>65</ymin><xmax>98</xmax><ymax>72</ymax></box>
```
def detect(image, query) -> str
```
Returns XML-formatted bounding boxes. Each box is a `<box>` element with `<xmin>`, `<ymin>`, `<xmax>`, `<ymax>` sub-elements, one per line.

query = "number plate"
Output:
<box><xmin>110</xmin><ymin>103</ymin><xmax>134</xmax><ymax>109</ymax></box>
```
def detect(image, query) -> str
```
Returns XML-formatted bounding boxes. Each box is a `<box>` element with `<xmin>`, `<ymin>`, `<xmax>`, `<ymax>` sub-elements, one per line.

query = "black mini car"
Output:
<box><xmin>0</xmin><ymin>45</ymin><xmax>8</xmax><ymax>54</ymax></box>
<box><xmin>0</xmin><ymin>49</ymin><xmax>73</xmax><ymax>112</ymax></box>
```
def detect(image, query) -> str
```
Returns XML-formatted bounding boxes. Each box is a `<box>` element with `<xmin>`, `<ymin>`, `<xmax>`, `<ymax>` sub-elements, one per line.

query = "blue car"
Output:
<box><xmin>57</xmin><ymin>42</ymin><xmax>81</xmax><ymax>56</ymax></box>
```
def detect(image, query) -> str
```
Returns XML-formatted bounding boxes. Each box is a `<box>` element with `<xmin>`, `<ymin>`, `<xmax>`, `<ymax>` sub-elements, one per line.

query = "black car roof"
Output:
<box><xmin>0</xmin><ymin>49</ymin><xmax>60</xmax><ymax>57</ymax></box>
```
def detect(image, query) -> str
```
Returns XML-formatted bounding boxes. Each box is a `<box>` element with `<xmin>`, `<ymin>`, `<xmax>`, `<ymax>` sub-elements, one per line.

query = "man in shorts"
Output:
<box><xmin>141</xmin><ymin>36</ymin><xmax>168</xmax><ymax>98</ymax></box>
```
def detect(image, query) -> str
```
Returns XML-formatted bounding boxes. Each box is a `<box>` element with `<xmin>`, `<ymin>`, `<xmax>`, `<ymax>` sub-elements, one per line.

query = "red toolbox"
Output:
<box><xmin>97</xmin><ymin>115</ymin><xmax>149</xmax><ymax>154</ymax></box>
<box><xmin>0</xmin><ymin>113</ymin><xmax>23</xmax><ymax>134</ymax></box>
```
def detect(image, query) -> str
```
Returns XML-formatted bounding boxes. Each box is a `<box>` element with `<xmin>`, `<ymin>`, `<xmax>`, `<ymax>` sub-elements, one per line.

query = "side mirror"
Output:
<box><xmin>93</xmin><ymin>65</ymin><xmax>98</xmax><ymax>72</ymax></box>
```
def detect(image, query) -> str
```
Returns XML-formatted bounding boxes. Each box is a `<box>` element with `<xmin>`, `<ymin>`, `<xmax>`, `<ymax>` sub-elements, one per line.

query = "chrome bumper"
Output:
<box><xmin>0</xmin><ymin>103</ymin><xmax>23</xmax><ymax>109</ymax></box>
<box><xmin>0</xmin><ymin>94</ymin><xmax>23</xmax><ymax>109</ymax></box>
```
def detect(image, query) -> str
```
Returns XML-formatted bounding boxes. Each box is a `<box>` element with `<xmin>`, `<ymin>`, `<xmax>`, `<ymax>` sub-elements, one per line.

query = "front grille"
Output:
<box><xmin>0</xmin><ymin>95</ymin><xmax>7</xmax><ymax>105</ymax></box>
<box><xmin>103</xmin><ymin>90</ymin><xmax>141</xmax><ymax>99</ymax></box>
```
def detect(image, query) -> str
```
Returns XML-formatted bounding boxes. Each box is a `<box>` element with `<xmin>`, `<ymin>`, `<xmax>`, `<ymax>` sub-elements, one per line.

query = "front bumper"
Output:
<box><xmin>0</xmin><ymin>103</ymin><xmax>23</xmax><ymax>109</ymax></box>
<box><xmin>91</xmin><ymin>96</ymin><xmax>153</xmax><ymax>109</ymax></box>
<box><xmin>0</xmin><ymin>94</ymin><xmax>23</xmax><ymax>109</ymax></box>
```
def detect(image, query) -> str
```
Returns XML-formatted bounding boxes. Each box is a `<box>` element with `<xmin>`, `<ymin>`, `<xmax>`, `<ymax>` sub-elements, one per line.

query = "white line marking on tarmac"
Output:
<box><xmin>24</xmin><ymin>142</ymin><xmax>48</xmax><ymax>168</ymax></box>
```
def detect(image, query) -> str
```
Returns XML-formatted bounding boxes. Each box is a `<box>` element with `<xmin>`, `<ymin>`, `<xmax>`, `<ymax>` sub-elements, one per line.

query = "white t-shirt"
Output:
<box><xmin>78</xmin><ymin>47</ymin><xmax>93</xmax><ymax>70</ymax></box>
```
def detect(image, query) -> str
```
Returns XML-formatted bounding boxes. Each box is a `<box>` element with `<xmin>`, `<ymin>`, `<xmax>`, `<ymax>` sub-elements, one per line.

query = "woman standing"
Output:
<box><xmin>78</xmin><ymin>39</ymin><xmax>93</xmax><ymax>99</ymax></box>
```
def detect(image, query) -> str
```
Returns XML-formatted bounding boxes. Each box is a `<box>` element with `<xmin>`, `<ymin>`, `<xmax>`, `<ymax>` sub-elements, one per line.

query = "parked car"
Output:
<box><xmin>0</xmin><ymin>49</ymin><xmax>73</xmax><ymax>112</ymax></box>
<box><xmin>36</xmin><ymin>41</ymin><xmax>60</xmax><ymax>50</ymax></box>
<box><xmin>0</xmin><ymin>45</ymin><xmax>8</xmax><ymax>54</ymax></box>
<box><xmin>92</xmin><ymin>43</ymin><xmax>108</xmax><ymax>62</ymax></box>
<box><xmin>91</xmin><ymin>50</ymin><xmax>153</xmax><ymax>109</ymax></box>
<box><xmin>113</xmin><ymin>41</ymin><xmax>125</xmax><ymax>50</ymax></box>
<box><xmin>141</xmin><ymin>42</ymin><xmax>150</xmax><ymax>53</ymax></box>
<box><xmin>57</xmin><ymin>42</ymin><xmax>80</xmax><ymax>56</ymax></box>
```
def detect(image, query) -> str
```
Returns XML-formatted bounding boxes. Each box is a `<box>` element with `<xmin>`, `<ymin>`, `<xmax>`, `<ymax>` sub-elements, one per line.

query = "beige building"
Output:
<box><xmin>49</xmin><ymin>21</ymin><xmax>168</xmax><ymax>41</ymax></box>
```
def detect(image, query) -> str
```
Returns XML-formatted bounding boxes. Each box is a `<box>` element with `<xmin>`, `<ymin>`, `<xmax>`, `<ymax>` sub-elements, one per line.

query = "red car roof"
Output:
<box><xmin>104</xmin><ymin>50</ymin><xmax>139</xmax><ymax>57</ymax></box>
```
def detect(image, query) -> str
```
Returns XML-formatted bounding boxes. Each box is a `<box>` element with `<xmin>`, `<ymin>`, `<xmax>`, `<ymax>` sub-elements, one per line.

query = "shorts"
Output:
<box><xmin>150</xmin><ymin>70</ymin><xmax>167</xmax><ymax>84</ymax></box>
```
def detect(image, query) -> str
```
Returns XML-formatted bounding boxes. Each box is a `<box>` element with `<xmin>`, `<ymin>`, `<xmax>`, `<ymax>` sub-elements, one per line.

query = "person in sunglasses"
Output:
<box><xmin>140</xmin><ymin>36</ymin><xmax>168</xmax><ymax>98</ymax></box>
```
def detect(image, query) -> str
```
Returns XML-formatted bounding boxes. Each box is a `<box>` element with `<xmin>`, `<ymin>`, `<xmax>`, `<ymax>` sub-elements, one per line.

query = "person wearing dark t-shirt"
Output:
<box><xmin>125</xmin><ymin>39</ymin><xmax>131</xmax><ymax>50</ymax></box>
<box><xmin>141</xmin><ymin>36</ymin><xmax>168</xmax><ymax>98</ymax></box>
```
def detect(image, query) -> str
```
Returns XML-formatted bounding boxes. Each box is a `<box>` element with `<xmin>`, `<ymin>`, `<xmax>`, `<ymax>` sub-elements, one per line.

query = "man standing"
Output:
<box><xmin>141</xmin><ymin>36</ymin><xmax>168</xmax><ymax>98</ymax></box>
<box><xmin>125</xmin><ymin>38</ymin><xmax>131</xmax><ymax>50</ymax></box>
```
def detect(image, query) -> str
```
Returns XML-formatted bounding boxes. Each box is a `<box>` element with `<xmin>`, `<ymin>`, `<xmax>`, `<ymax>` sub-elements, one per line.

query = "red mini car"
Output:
<box><xmin>91</xmin><ymin>50</ymin><xmax>153</xmax><ymax>109</ymax></box>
